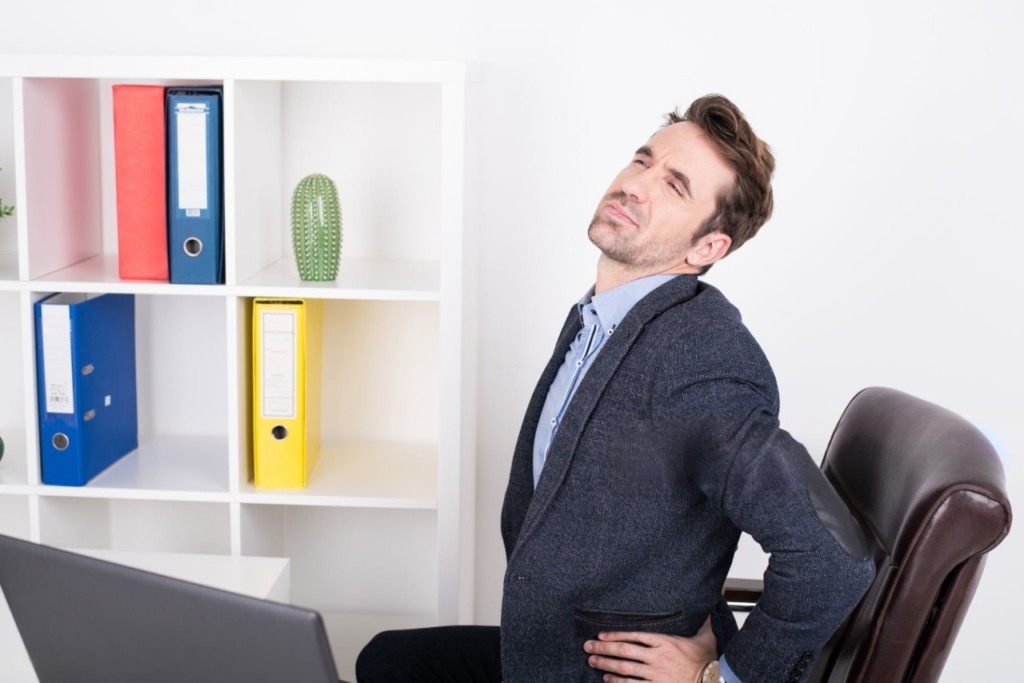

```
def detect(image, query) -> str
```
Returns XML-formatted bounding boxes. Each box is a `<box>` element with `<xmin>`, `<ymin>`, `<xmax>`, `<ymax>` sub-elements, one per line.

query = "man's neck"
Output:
<box><xmin>595</xmin><ymin>256</ymin><xmax>699</xmax><ymax>295</ymax></box>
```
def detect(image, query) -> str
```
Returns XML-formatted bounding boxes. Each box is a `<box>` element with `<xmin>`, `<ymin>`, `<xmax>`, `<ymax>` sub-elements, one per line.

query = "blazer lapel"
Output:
<box><xmin>507</xmin><ymin>275</ymin><xmax>701</xmax><ymax>564</ymax></box>
<box><xmin>500</xmin><ymin>305</ymin><xmax>581</xmax><ymax>558</ymax></box>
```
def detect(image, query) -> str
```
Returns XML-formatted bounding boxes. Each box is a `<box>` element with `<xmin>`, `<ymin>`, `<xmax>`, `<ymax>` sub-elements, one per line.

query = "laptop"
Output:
<box><xmin>0</xmin><ymin>533</ymin><xmax>340</xmax><ymax>683</ymax></box>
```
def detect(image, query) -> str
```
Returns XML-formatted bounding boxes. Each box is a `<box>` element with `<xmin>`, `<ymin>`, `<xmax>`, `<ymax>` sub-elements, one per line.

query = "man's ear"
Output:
<box><xmin>687</xmin><ymin>232</ymin><xmax>732</xmax><ymax>269</ymax></box>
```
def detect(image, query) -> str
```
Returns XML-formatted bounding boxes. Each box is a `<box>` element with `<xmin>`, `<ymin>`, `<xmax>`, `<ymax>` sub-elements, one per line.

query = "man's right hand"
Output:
<box><xmin>583</xmin><ymin>615</ymin><xmax>718</xmax><ymax>683</ymax></box>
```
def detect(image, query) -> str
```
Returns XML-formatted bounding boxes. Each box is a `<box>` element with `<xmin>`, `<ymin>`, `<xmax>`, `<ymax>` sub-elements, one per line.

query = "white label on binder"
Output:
<box><xmin>41</xmin><ymin>305</ymin><xmax>74</xmax><ymax>414</ymax></box>
<box><xmin>261</xmin><ymin>310</ymin><xmax>297</xmax><ymax>420</ymax></box>
<box><xmin>176</xmin><ymin>103</ymin><xmax>209</xmax><ymax>212</ymax></box>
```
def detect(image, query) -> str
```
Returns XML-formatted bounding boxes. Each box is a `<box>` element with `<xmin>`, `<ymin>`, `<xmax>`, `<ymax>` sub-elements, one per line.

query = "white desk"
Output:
<box><xmin>0</xmin><ymin>548</ymin><xmax>291</xmax><ymax>683</ymax></box>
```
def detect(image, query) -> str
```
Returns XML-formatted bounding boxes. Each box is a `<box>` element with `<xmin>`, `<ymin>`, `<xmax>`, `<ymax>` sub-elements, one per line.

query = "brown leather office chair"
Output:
<box><xmin>724</xmin><ymin>386</ymin><xmax>1012</xmax><ymax>682</ymax></box>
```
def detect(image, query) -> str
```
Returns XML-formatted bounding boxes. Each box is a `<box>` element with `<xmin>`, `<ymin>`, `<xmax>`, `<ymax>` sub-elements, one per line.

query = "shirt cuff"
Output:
<box><xmin>719</xmin><ymin>654</ymin><xmax>742</xmax><ymax>683</ymax></box>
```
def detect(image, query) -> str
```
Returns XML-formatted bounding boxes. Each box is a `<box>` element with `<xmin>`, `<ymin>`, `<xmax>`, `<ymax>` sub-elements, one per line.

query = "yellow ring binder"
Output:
<box><xmin>252</xmin><ymin>298</ymin><xmax>323</xmax><ymax>488</ymax></box>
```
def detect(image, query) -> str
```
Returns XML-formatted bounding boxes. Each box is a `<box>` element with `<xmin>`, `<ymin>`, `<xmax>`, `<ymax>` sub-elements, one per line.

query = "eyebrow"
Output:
<box><xmin>635</xmin><ymin>145</ymin><xmax>693</xmax><ymax>199</ymax></box>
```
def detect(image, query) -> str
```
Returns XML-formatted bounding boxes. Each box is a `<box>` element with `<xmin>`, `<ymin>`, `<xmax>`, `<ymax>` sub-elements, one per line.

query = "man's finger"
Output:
<box><xmin>598</xmin><ymin>630</ymin><xmax>669</xmax><ymax>647</ymax></box>
<box><xmin>585</xmin><ymin>639</ymin><xmax>651</xmax><ymax>663</ymax></box>
<box><xmin>602</xmin><ymin>676</ymin><xmax>650</xmax><ymax>683</ymax></box>
<box><xmin>588</xmin><ymin>654</ymin><xmax>645</xmax><ymax>678</ymax></box>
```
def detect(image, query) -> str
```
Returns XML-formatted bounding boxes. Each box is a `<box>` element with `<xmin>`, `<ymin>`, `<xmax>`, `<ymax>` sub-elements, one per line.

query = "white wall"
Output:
<box><xmin>4</xmin><ymin>0</ymin><xmax>1021</xmax><ymax>678</ymax></box>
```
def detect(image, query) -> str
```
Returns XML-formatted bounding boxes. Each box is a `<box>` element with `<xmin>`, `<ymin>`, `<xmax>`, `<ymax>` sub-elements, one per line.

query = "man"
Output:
<box><xmin>358</xmin><ymin>95</ymin><xmax>875</xmax><ymax>683</ymax></box>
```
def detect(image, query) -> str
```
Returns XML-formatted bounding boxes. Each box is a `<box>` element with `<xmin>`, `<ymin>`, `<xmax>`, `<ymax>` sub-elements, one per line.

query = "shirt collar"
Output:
<box><xmin>577</xmin><ymin>274</ymin><xmax>681</xmax><ymax>331</ymax></box>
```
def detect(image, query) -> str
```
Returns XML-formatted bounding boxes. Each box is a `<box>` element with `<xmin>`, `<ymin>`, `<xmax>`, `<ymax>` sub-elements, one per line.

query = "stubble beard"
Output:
<box><xmin>588</xmin><ymin>192</ymin><xmax>686</xmax><ymax>272</ymax></box>
<box><xmin>588</xmin><ymin>215</ymin><xmax>640</xmax><ymax>265</ymax></box>
<box><xmin>588</xmin><ymin>191</ymin><xmax>644</xmax><ymax>266</ymax></box>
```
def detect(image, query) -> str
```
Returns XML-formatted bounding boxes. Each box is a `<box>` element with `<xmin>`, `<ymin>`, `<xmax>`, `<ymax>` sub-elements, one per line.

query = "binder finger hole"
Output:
<box><xmin>183</xmin><ymin>238</ymin><xmax>203</xmax><ymax>257</ymax></box>
<box><xmin>272</xmin><ymin>425</ymin><xmax>288</xmax><ymax>441</ymax></box>
<box><xmin>52</xmin><ymin>433</ymin><xmax>69</xmax><ymax>451</ymax></box>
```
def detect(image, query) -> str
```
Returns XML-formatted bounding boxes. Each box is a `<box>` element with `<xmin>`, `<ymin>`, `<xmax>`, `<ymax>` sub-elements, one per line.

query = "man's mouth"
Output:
<box><xmin>605</xmin><ymin>202</ymin><xmax>638</xmax><ymax>227</ymax></box>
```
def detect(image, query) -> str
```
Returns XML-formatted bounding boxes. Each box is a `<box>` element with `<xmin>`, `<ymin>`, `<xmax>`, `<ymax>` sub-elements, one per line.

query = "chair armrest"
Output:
<box><xmin>723</xmin><ymin>578</ymin><xmax>764</xmax><ymax>612</ymax></box>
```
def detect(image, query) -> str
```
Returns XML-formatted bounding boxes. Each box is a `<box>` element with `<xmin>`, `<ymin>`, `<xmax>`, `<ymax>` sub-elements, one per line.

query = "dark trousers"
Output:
<box><xmin>356</xmin><ymin>626</ymin><xmax>502</xmax><ymax>683</ymax></box>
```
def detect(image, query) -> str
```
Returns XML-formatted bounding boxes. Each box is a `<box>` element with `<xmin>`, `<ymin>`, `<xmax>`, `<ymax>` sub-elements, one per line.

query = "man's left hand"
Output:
<box><xmin>584</xmin><ymin>615</ymin><xmax>717</xmax><ymax>683</ymax></box>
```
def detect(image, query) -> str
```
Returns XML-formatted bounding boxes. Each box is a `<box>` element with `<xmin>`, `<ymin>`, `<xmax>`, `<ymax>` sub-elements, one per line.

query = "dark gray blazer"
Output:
<box><xmin>499</xmin><ymin>275</ymin><xmax>875</xmax><ymax>683</ymax></box>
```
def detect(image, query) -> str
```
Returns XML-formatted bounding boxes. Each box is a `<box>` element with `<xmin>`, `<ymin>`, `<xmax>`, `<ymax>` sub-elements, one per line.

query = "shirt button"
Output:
<box><xmin>575</xmin><ymin>360</ymin><xmax>582</xmax><ymax>367</ymax></box>
<box><xmin>607</xmin><ymin>329</ymin><xmax>613</xmax><ymax>335</ymax></box>
<box><xmin>551</xmin><ymin>418</ymin><xmax>557</xmax><ymax>426</ymax></box>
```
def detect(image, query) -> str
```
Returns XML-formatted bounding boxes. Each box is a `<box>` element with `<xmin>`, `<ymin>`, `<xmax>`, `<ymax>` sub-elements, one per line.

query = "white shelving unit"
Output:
<box><xmin>0</xmin><ymin>56</ymin><xmax>479</xmax><ymax>681</ymax></box>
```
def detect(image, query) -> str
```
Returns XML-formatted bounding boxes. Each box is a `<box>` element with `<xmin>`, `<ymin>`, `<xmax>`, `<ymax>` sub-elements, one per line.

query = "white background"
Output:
<box><xmin>2</xmin><ymin>0</ymin><xmax>1021</xmax><ymax>678</ymax></box>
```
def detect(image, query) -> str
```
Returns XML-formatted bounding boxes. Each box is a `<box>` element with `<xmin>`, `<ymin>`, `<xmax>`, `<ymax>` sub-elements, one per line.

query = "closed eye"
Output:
<box><xmin>633</xmin><ymin>158</ymin><xmax>649</xmax><ymax>168</ymax></box>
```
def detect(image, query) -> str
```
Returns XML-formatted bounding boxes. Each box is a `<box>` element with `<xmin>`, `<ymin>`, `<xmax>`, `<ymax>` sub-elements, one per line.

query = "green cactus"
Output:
<box><xmin>290</xmin><ymin>173</ymin><xmax>342</xmax><ymax>281</ymax></box>
<box><xmin>0</xmin><ymin>167</ymin><xmax>14</xmax><ymax>221</ymax></box>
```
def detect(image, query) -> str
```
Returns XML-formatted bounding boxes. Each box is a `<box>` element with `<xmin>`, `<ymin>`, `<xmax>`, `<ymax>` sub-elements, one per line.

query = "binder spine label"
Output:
<box><xmin>175</xmin><ymin>102</ymin><xmax>209</xmax><ymax>212</ymax></box>
<box><xmin>41</xmin><ymin>305</ymin><xmax>75</xmax><ymax>414</ymax></box>
<box><xmin>261</xmin><ymin>310</ymin><xmax>297</xmax><ymax>419</ymax></box>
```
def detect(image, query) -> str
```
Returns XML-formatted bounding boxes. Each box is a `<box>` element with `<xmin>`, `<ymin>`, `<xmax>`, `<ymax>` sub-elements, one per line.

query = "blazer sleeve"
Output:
<box><xmin>655</xmin><ymin>377</ymin><xmax>876</xmax><ymax>683</ymax></box>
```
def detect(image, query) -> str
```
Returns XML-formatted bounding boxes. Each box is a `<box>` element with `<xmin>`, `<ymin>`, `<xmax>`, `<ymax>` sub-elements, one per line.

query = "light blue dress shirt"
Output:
<box><xmin>531</xmin><ymin>274</ymin><xmax>742</xmax><ymax>683</ymax></box>
<box><xmin>532</xmin><ymin>274</ymin><xmax>678</xmax><ymax>489</ymax></box>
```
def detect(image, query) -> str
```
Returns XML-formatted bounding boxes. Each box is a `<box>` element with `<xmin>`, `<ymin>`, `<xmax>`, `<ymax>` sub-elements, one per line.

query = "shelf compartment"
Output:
<box><xmin>239</xmin><ymin>504</ymin><xmax>438</xmax><ymax>678</ymax></box>
<box><xmin>239</xmin><ymin>506</ymin><xmax>438</xmax><ymax>612</ymax></box>
<box><xmin>230</xmin><ymin>80</ymin><xmax>442</xmax><ymax>286</ymax></box>
<box><xmin>236</xmin><ymin>298</ymin><xmax>439</xmax><ymax>495</ymax></box>
<box><xmin>19</xmin><ymin>76</ymin><xmax>221</xmax><ymax>283</ymax></box>
<box><xmin>27</xmin><ymin>292</ymin><xmax>230</xmax><ymax>493</ymax></box>
<box><xmin>39</xmin><ymin>496</ymin><xmax>231</xmax><ymax>554</ymax></box>
<box><xmin>239</xmin><ymin>440</ymin><xmax>437</xmax><ymax>508</ymax></box>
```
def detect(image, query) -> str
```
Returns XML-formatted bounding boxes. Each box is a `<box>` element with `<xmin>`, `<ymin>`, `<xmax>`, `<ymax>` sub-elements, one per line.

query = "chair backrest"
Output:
<box><xmin>808</xmin><ymin>387</ymin><xmax>1011</xmax><ymax>683</ymax></box>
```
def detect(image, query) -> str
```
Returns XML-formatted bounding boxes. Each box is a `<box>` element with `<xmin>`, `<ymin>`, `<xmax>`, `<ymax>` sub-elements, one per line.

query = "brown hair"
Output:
<box><xmin>665</xmin><ymin>94</ymin><xmax>775</xmax><ymax>273</ymax></box>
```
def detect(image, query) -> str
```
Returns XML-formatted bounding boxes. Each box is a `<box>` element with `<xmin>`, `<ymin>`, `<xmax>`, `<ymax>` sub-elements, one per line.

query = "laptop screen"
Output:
<box><xmin>0</xmin><ymin>534</ymin><xmax>338</xmax><ymax>683</ymax></box>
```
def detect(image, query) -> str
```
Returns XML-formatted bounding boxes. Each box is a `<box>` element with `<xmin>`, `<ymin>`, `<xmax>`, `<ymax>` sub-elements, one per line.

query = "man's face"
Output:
<box><xmin>588</xmin><ymin>121</ymin><xmax>736</xmax><ymax>273</ymax></box>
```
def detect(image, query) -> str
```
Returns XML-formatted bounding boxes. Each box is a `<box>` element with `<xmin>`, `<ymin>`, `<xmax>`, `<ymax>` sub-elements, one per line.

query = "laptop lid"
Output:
<box><xmin>0</xmin><ymin>533</ymin><xmax>338</xmax><ymax>683</ymax></box>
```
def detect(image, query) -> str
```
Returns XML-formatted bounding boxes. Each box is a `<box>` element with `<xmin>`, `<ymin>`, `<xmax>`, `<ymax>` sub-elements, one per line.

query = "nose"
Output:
<box><xmin>620</xmin><ymin>167</ymin><xmax>650</xmax><ymax>204</ymax></box>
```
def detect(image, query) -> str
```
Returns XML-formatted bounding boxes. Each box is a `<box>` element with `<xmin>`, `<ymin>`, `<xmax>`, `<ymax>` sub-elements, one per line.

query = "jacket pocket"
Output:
<box><xmin>574</xmin><ymin>608</ymin><xmax>685</xmax><ymax>626</ymax></box>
